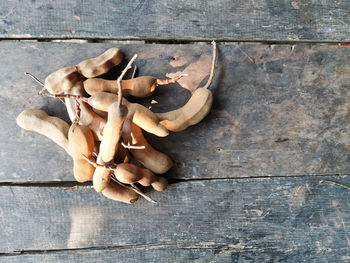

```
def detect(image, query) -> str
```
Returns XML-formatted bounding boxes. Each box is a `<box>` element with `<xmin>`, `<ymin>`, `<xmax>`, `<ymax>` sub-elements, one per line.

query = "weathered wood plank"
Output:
<box><xmin>3</xmin><ymin>247</ymin><xmax>350</xmax><ymax>263</ymax></box>
<box><xmin>1</xmin><ymin>43</ymin><xmax>350</xmax><ymax>181</ymax></box>
<box><xmin>0</xmin><ymin>0</ymin><xmax>350</xmax><ymax>42</ymax></box>
<box><xmin>1</xmin><ymin>175</ymin><xmax>350</xmax><ymax>262</ymax></box>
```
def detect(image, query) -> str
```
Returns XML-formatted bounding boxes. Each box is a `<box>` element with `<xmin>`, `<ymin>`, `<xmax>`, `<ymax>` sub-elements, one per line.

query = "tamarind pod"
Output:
<box><xmin>102</xmin><ymin>181</ymin><xmax>139</xmax><ymax>204</ymax></box>
<box><xmin>129</xmin><ymin>104</ymin><xmax>169</xmax><ymax>137</ymax></box>
<box><xmin>45</xmin><ymin>66</ymin><xmax>84</xmax><ymax>94</ymax></box>
<box><xmin>68</xmin><ymin>124</ymin><xmax>95</xmax><ymax>182</ymax></box>
<box><xmin>122</xmin><ymin>120</ymin><xmax>173</xmax><ymax>174</ymax></box>
<box><xmin>93</xmin><ymin>101</ymin><xmax>127</xmax><ymax>192</ymax></box>
<box><xmin>99</xmin><ymin>101</ymin><xmax>128</xmax><ymax>164</ymax></box>
<box><xmin>76</xmin><ymin>48</ymin><xmax>123</xmax><ymax>78</ymax></box>
<box><xmin>83</xmin><ymin>78</ymin><xmax>118</xmax><ymax>95</ymax></box>
<box><xmin>92</xmin><ymin>155</ymin><xmax>111</xmax><ymax>192</ymax></box>
<box><xmin>84</xmin><ymin>92</ymin><xmax>118</xmax><ymax>112</ymax></box>
<box><xmin>85</xmin><ymin>92</ymin><xmax>168</xmax><ymax>137</ymax></box>
<box><xmin>83</xmin><ymin>76</ymin><xmax>157</xmax><ymax>97</ymax></box>
<box><xmin>84</xmin><ymin>75</ymin><xmax>185</xmax><ymax>97</ymax></box>
<box><xmin>92</xmin><ymin>108</ymin><xmax>108</xmax><ymax>120</ymax></box>
<box><xmin>114</xmin><ymin>163</ymin><xmax>168</xmax><ymax>191</ymax></box>
<box><xmin>16</xmin><ymin>109</ymin><xmax>71</xmax><ymax>155</ymax></box>
<box><xmin>155</xmin><ymin>88</ymin><xmax>213</xmax><ymax>132</ymax></box>
<box><xmin>93</xmin><ymin>140</ymin><xmax>100</xmax><ymax>155</ymax></box>
<box><xmin>115</xmin><ymin>143</ymin><xmax>130</xmax><ymax>163</ymax></box>
<box><xmin>65</xmin><ymin>83</ymin><xmax>106</xmax><ymax>140</ymax></box>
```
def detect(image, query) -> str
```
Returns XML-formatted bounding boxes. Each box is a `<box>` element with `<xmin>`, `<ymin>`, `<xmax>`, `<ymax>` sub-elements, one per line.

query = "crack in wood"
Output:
<box><xmin>0</xmin><ymin>173</ymin><xmax>349</xmax><ymax>187</ymax></box>
<box><xmin>0</xmin><ymin>37</ymin><xmax>347</xmax><ymax>45</ymax></box>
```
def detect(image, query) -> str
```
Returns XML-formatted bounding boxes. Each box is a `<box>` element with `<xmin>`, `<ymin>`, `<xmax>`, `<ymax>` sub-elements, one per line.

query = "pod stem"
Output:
<box><xmin>117</xmin><ymin>54</ymin><xmax>138</xmax><ymax>107</ymax></box>
<box><xmin>81</xmin><ymin>154</ymin><xmax>156</xmax><ymax>203</ymax></box>
<box><xmin>320</xmin><ymin>180</ymin><xmax>350</xmax><ymax>190</ymax></box>
<box><xmin>24</xmin><ymin>72</ymin><xmax>47</xmax><ymax>95</ymax></box>
<box><xmin>81</xmin><ymin>154</ymin><xmax>116</xmax><ymax>169</ymax></box>
<box><xmin>131</xmin><ymin>66</ymin><xmax>138</xmax><ymax>79</ymax></box>
<box><xmin>73</xmin><ymin>97</ymin><xmax>81</xmax><ymax>124</ymax></box>
<box><xmin>121</xmin><ymin>141</ymin><xmax>145</xmax><ymax>150</ymax></box>
<box><xmin>156</xmin><ymin>73</ymin><xmax>188</xmax><ymax>86</ymax></box>
<box><xmin>202</xmin><ymin>40</ymin><xmax>217</xmax><ymax>90</ymax></box>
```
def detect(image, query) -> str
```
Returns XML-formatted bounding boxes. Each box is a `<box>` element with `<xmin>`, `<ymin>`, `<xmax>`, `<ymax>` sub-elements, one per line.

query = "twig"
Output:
<box><xmin>24</xmin><ymin>72</ymin><xmax>46</xmax><ymax>95</ymax></box>
<box><xmin>320</xmin><ymin>180</ymin><xmax>350</xmax><ymax>190</ymax></box>
<box><xmin>81</xmin><ymin>154</ymin><xmax>107</xmax><ymax>168</ymax></box>
<box><xmin>156</xmin><ymin>73</ymin><xmax>188</xmax><ymax>85</ymax></box>
<box><xmin>111</xmin><ymin>175</ymin><xmax>157</xmax><ymax>204</ymax></box>
<box><xmin>121</xmin><ymin>141</ymin><xmax>145</xmax><ymax>150</ymax></box>
<box><xmin>73</xmin><ymin>97</ymin><xmax>81</xmax><ymax>124</ymax></box>
<box><xmin>202</xmin><ymin>40</ymin><xmax>217</xmax><ymax>90</ymax></box>
<box><xmin>117</xmin><ymin>54</ymin><xmax>138</xmax><ymax>107</ymax></box>
<box><xmin>131</xmin><ymin>66</ymin><xmax>138</xmax><ymax>79</ymax></box>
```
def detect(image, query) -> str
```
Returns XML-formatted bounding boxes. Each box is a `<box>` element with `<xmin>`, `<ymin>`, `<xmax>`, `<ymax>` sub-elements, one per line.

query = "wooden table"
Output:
<box><xmin>1</xmin><ymin>1</ymin><xmax>350</xmax><ymax>262</ymax></box>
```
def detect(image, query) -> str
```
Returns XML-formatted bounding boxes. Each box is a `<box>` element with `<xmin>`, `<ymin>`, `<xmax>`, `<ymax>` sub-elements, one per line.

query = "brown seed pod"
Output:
<box><xmin>44</xmin><ymin>66</ymin><xmax>84</xmax><ymax>95</ymax></box>
<box><xmin>155</xmin><ymin>41</ymin><xmax>216</xmax><ymax>132</ymax></box>
<box><xmin>76</xmin><ymin>48</ymin><xmax>123</xmax><ymax>78</ymax></box>
<box><xmin>16</xmin><ymin>109</ymin><xmax>71</xmax><ymax>155</ymax></box>
<box><xmin>92</xmin><ymin>155</ymin><xmax>111</xmax><ymax>192</ymax></box>
<box><xmin>99</xmin><ymin>101</ymin><xmax>128</xmax><ymax>164</ymax></box>
<box><xmin>83</xmin><ymin>74</ymin><xmax>186</xmax><ymax>98</ymax></box>
<box><xmin>93</xmin><ymin>101</ymin><xmax>128</xmax><ymax>192</ymax></box>
<box><xmin>156</xmin><ymin>87</ymin><xmax>213</xmax><ymax>132</ymax></box>
<box><xmin>122</xmin><ymin>120</ymin><xmax>173</xmax><ymax>174</ymax></box>
<box><xmin>68</xmin><ymin>123</ymin><xmax>95</xmax><ymax>182</ymax></box>
<box><xmin>102</xmin><ymin>180</ymin><xmax>139</xmax><ymax>204</ymax></box>
<box><xmin>65</xmin><ymin>82</ymin><xmax>106</xmax><ymax>141</ymax></box>
<box><xmin>114</xmin><ymin>163</ymin><xmax>168</xmax><ymax>191</ymax></box>
<box><xmin>84</xmin><ymin>92</ymin><xmax>168</xmax><ymax>137</ymax></box>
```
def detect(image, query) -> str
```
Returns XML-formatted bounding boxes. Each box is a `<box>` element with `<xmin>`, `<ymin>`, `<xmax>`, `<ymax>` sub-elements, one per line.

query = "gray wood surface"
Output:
<box><xmin>0</xmin><ymin>176</ymin><xmax>350</xmax><ymax>262</ymax></box>
<box><xmin>1</xmin><ymin>42</ymin><xmax>350</xmax><ymax>182</ymax></box>
<box><xmin>4</xmin><ymin>248</ymin><xmax>350</xmax><ymax>263</ymax></box>
<box><xmin>0</xmin><ymin>0</ymin><xmax>350</xmax><ymax>42</ymax></box>
<box><xmin>1</xmin><ymin>175</ymin><xmax>350</xmax><ymax>262</ymax></box>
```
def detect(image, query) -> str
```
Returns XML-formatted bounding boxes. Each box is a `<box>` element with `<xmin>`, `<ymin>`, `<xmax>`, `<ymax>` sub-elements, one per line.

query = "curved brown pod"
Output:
<box><xmin>93</xmin><ymin>101</ymin><xmax>128</xmax><ymax>192</ymax></box>
<box><xmin>99</xmin><ymin>101</ymin><xmax>128</xmax><ymax>164</ymax></box>
<box><xmin>84</xmin><ymin>92</ymin><xmax>168</xmax><ymax>137</ymax></box>
<box><xmin>83</xmin><ymin>75</ymin><xmax>185</xmax><ymax>98</ymax></box>
<box><xmin>68</xmin><ymin>123</ymin><xmax>95</xmax><ymax>182</ymax></box>
<box><xmin>83</xmin><ymin>76</ymin><xmax>157</xmax><ymax>97</ymax></box>
<box><xmin>16</xmin><ymin>109</ymin><xmax>71</xmax><ymax>155</ymax></box>
<box><xmin>92</xmin><ymin>155</ymin><xmax>111</xmax><ymax>192</ymax></box>
<box><xmin>65</xmin><ymin>82</ymin><xmax>106</xmax><ymax>141</ymax></box>
<box><xmin>45</xmin><ymin>66</ymin><xmax>84</xmax><ymax>95</ymax></box>
<box><xmin>114</xmin><ymin>163</ymin><xmax>168</xmax><ymax>191</ymax></box>
<box><xmin>156</xmin><ymin>87</ymin><xmax>213</xmax><ymax>132</ymax></box>
<box><xmin>76</xmin><ymin>48</ymin><xmax>123</xmax><ymax>78</ymax></box>
<box><xmin>102</xmin><ymin>181</ymin><xmax>139</xmax><ymax>204</ymax></box>
<box><xmin>122</xmin><ymin>120</ymin><xmax>173</xmax><ymax>174</ymax></box>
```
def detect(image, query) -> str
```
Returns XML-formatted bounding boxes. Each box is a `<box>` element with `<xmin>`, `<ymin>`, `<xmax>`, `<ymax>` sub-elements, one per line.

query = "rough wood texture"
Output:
<box><xmin>1</xmin><ymin>175</ymin><xmax>350</xmax><ymax>262</ymax></box>
<box><xmin>0</xmin><ymin>0</ymin><xmax>350</xmax><ymax>42</ymax></box>
<box><xmin>1</xmin><ymin>42</ymin><xmax>350</xmax><ymax>181</ymax></box>
<box><xmin>4</xmin><ymin>248</ymin><xmax>350</xmax><ymax>263</ymax></box>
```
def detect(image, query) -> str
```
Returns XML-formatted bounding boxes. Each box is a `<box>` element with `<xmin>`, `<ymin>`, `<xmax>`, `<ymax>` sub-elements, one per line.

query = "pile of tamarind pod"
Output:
<box><xmin>16</xmin><ymin>41</ymin><xmax>217</xmax><ymax>204</ymax></box>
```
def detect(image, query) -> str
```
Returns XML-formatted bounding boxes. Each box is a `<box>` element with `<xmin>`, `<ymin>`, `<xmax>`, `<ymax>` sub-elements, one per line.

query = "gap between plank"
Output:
<box><xmin>2</xmin><ymin>242</ymin><xmax>348</xmax><ymax>257</ymax></box>
<box><xmin>0</xmin><ymin>37</ymin><xmax>347</xmax><ymax>46</ymax></box>
<box><xmin>0</xmin><ymin>174</ymin><xmax>348</xmax><ymax>187</ymax></box>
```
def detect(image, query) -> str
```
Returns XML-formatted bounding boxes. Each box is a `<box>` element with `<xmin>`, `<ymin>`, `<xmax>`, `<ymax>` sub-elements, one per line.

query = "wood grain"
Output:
<box><xmin>1</xmin><ymin>175</ymin><xmax>350</xmax><ymax>261</ymax></box>
<box><xmin>0</xmin><ymin>0</ymin><xmax>349</xmax><ymax>42</ymax></box>
<box><xmin>1</xmin><ymin>42</ymin><xmax>350</xmax><ymax>181</ymax></box>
